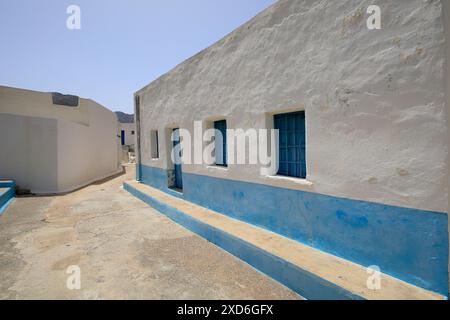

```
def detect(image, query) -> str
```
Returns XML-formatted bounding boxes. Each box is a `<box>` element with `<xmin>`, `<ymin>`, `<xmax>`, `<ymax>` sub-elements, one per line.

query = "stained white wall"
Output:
<box><xmin>442</xmin><ymin>0</ymin><xmax>450</xmax><ymax>290</ymax></box>
<box><xmin>0</xmin><ymin>86</ymin><xmax>121</xmax><ymax>194</ymax></box>
<box><xmin>136</xmin><ymin>0</ymin><xmax>449</xmax><ymax>213</ymax></box>
<box><xmin>443</xmin><ymin>0</ymin><xmax>450</xmax><ymax>217</ymax></box>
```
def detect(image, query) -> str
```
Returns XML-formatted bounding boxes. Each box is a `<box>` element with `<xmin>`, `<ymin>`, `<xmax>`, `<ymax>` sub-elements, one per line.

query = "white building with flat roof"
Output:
<box><xmin>119</xmin><ymin>123</ymin><xmax>136</xmax><ymax>148</ymax></box>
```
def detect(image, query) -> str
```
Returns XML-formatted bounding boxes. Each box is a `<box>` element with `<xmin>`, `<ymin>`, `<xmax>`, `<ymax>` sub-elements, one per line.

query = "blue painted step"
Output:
<box><xmin>0</xmin><ymin>180</ymin><xmax>15</xmax><ymax>214</ymax></box>
<box><xmin>0</xmin><ymin>180</ymin><xmax>15</xmax><ymax>188</ymax></box>
<box><xmin>123</xmin><ymin>180</ymin><xmax>446</xmax><ymax>300</ymax></box>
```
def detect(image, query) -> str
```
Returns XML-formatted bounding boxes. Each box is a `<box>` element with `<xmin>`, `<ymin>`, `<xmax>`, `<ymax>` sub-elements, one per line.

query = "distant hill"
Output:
<box><xmin>115</xmin><ymin>111</ymin><xmax>134</xmax><ymax>123</ymax></box>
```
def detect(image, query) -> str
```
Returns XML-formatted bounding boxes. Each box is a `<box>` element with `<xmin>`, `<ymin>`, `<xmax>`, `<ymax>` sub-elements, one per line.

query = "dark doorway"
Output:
<box><xmin>121</xmin><ymin>130</ymin><xmax>125</xmax><ymax>146</ymax></box>
<box><xmin>172</xmin><ymin>128</ymin><xmax>183</xmax><ymax>190</ymax></box>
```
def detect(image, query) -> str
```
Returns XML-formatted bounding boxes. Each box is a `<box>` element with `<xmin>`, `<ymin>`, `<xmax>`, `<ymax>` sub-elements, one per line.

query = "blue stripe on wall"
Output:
<box><xmin>138</xmin><ymin>163</ymin><xmax>449</xmax><ymax>295</ymax></box>
<box><xmin>124</xmin><ymin>181</ymin><xmax>364</xmax><ymax>300</ymax></box>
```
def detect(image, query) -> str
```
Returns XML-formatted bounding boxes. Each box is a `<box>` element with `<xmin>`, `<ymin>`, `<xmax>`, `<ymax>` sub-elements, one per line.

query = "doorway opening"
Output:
<box><xmin>170</xmin><ymin>128</ymin><xmax>183</xmax><ymax>192</ymax></box>
<box><xmin>121</xmin><ymin>130</ymin><xmax>125</xmax><ymax>146</ymax></box>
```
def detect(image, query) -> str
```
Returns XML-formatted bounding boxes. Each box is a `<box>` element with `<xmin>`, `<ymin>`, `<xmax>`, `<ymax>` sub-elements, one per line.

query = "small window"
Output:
<box><xmin>131</xmin><ymin>130</ymin><xmax>135</xmax><ymax>135</ymax></box>
<box><xmin>214</xmin><ymin>120</ymin><xmax>227</xmax><ymax>167</ymax></box>
<box><xmin>274</xmin><ymin>111</ymin><xmax>306</xmax><ymax>179</ymax></box>
<box><xmin>150</xmin><ymin>130</ymin><xmax>159</xmax><ymax>159</ymax></box>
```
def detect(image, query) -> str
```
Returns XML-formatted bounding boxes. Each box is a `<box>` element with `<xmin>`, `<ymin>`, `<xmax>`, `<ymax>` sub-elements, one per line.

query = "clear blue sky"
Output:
<box><xmin>0</xmin><ymin>0</ymin><xmax>274</xmax><ymax>114</ymax></box>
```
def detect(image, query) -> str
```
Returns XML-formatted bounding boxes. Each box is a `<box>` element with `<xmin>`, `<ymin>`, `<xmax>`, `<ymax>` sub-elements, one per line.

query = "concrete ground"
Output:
<box><xmin>0</xmin><ymin>164</ymin><xmax>300</xmax><ymax>300</ymax></box>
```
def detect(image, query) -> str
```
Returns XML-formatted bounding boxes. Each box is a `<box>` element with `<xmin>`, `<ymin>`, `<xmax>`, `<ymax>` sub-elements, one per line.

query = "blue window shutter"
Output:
<box><xmin>274</xmin><ymin>111</ymin><xmax>306</xmax><ymax>178</ymax></box>
<box><xmin>214</xmin><ymin>120</ymin><xmax>227</xmax><ymax>166</ymax></box>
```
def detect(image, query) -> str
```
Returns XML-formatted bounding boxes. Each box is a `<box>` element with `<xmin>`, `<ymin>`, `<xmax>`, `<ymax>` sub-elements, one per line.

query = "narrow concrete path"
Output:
<box><xmin>0</xmin><ymin>165</ymin><xmax>300</xmax><ymax>300</ymax></box>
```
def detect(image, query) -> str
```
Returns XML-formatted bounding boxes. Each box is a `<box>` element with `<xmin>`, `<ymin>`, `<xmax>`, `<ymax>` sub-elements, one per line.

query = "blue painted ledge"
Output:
<box><xmin>136</xmin><ymin>164</ymin><xmax>449</xmax><ymax>296</ymax></box>
<box><xmin>124</xmin><ymin>181</ymin><xmax>364</xmax><ymax>300</ymax></box>
<box><xmin>0</xmin><ymin>181</ymin><xmax>15</xmax><ymax>214</ymax></box>
<box><xmin>0</xmin><ymin>180</ymin><xmax>15</xmax><ymax>188</ymax></box>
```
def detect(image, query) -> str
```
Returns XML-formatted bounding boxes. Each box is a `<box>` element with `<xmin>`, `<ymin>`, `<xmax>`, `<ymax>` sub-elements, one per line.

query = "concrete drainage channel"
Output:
<box><xmin>0</xmin><ymin>180</ymin><xmax>15</xmax><ymax>214</ymax></box>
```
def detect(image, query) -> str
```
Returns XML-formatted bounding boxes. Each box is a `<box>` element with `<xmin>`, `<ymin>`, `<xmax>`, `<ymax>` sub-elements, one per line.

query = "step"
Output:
<box><xmin>0</xmin><ymin>180</ymin><xmax>15</xmax><ymax>188</ymax></box>
<box><xmin>0</xmin><ymin>187</ymin><xmax>15</xmax><ymax>214</ymax></box>
<box><xmin>124</xmin><ymin>180</ymin><xmax>446</xmax><ymax>300</ymax></box>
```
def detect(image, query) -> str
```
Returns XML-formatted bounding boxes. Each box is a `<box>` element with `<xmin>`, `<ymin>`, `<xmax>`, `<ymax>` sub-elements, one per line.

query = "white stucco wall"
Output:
<box><xmin>0</xmin><ymin>86</ymin><xmax>121</xmax><ymax>194</ymax></box>
<box><xmin>0</xmin><ymin>85</ymin><xmax>89</xmax><ymax>125</ymax></box>
<box><xmin>443</xmin><ymin>0</ymin><xmax>450</xmax><ymax>215</ymax></box>
<box><xmin>136</xmin><ymin>0</ymin><xmax>449</xmax><ymax>213</ymax></box>
<box><xmin>119</xmin><ymin>123</ymin><xmax>136</xmax><ymax>147</ymax></box>
<box><xmin>442</xmin><ymin>0</ymin><xmax>450</xmax><ymax>291</ymax></box>
<box><xmin>57</xmin><ymin>99</ymin><xmax>122</xmax><ymax>193</ymax></box>
<box><xmin>0</xmin><ymin>113</ymin><xmax>58</xmax><ymax>192</ymax></box>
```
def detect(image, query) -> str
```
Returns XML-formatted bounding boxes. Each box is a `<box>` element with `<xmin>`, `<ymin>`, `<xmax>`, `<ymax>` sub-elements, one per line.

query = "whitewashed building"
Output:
<box><xmin>119</xmin><ymin>123</ymin><xmax>136</xmax><ymax>148</ymax></box>
<box><xmin>0</xmin><ymin>86</ymin><xmax>122</xmax><ymax>194</ymax></box>
<box><xmin>128</xmin><ymin>0</ymin><xmax>450</xmax><ymax>298</ymax></box>
<box><xmin>116</xmin><ymin>111</ymin><xmax>136</xmax><ymax>148</ymax></box>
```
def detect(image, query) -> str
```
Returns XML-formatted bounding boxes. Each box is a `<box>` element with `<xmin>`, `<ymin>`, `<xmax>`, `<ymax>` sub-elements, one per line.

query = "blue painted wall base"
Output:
<box><xmin>136</xmin><ymin>164</ymin><xmax>449</xmax><ymax>296</ymax></box>
<box><xmin>124</xmin><ymin>181</ymin><xmax>364</xmax><ymax>300</ymax></box>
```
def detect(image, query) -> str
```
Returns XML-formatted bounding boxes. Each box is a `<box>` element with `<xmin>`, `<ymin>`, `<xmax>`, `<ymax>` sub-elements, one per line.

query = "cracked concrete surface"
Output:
<box><xmin>0</xmin><ymin>164</ymin><xmax>300</xmax><ymax>300</ymax></box>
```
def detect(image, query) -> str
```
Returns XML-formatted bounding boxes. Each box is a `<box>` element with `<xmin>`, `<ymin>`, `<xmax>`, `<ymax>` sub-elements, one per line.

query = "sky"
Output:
<box><xmin>0</xmin><ymin>0</ymin><xmax>275</xmax><ymax>114</ymax></box>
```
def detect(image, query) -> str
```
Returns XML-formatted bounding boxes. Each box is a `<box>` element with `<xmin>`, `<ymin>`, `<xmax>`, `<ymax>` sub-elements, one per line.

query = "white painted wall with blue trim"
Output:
<box><xmin>134</xmin><ymin>0</ymin><xmax>450</xmax><ymax>295</ymax></box>
<box><xmin>443</xmin><ymin>0</ymin><xmax>450</xmax><ymax>292</ymax></box>
<box><xmin>136</xmin><ymin>0</ymin><xmax>448</xmax><ymax>213</ymax></box>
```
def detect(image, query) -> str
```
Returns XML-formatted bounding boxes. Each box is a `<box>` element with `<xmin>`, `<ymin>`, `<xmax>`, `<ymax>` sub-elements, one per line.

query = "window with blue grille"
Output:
<box><xmin>214</xmin><ymin>120</ymin><xmax>227</xmax><ymax>166</ymax></box>
<box><xmin>274</xmin><ymin>111</ymin><xmax>306</xmax><ymax>179</ymax></box>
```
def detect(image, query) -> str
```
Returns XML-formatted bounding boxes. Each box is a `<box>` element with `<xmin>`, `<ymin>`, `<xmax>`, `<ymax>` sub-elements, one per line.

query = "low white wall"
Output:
<box><xmin>136</xmin><ymin>0</ymin><xmax>449</xmax><ymax>213</ymax></box>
